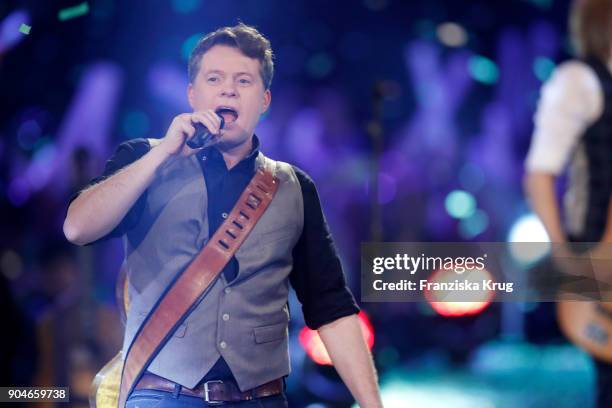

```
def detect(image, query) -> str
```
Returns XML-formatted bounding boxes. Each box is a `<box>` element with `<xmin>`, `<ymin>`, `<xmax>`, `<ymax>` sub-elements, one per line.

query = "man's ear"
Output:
<box><xmin>187</xmin><ymin>83</ymin><xmax>195</xmax><ymax>110</ymax></box>
<box><xmin>261</xmin><ymin>89</ymin><xmax>272</xmax><ymax>114</ymax></box>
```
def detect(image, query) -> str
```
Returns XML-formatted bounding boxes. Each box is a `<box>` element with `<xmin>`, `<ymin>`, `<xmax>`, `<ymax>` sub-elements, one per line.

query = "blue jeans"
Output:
<box><xmin>125</xmin><ymin>389</ymin><xmax>289</xmax><ymax>408</ymax></box>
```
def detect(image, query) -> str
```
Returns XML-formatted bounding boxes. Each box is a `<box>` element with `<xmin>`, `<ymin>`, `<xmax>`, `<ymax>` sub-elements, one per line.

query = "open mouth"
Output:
<box><xmin>215</xmin><ymin>107</ymin><xmax>239</xmax><ymax>125</ymax></box>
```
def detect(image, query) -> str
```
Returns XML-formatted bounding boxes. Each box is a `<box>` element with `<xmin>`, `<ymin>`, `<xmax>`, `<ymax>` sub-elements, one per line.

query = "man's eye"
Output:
<box><xmin>238</xmin><ymin>78</ymin><xmax>251</xmax><ymax>85</ymax></box>
<box><xmin>207</xmin><ymin>77</ymin><xmax>219</xmax><ymax>83</ymax></box>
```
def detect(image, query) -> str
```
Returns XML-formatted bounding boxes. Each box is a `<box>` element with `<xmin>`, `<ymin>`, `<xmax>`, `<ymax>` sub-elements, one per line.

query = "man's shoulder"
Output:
<box><xmin>288</xmin><ymin>164</ymin><xmax>314</xmax><ymax>186</ymax></box>
<box><xmin>287</xmin><ymin>163</ymin><xmax>317</xmax><ymax>193</ymax></box>
<box><xmin>95</xmin><ymin>138</ymin><xmax>153</xmax><ymax>177</ymax></box>
<box><xmin>273</xmin><ymin>157</ymin><xmax>313</xmax><ymax>181</ymax></box>
<box><xmin>260</xmin><ymin>156</ymin><xmax>317</xmax><ymax>192</ymax></box>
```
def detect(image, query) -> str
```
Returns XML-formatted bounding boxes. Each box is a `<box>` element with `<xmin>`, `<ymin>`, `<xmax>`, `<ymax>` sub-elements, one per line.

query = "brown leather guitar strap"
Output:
<box><xmin>117</xmin><ymin>156</ymin><xmax>279</xmax><ymax>408</ymax></box>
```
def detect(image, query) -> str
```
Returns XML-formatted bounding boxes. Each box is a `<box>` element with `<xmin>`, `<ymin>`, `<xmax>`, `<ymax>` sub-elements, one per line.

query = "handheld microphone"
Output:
<box><xmin>186</xmin><ymin>115</ymin><xmax>225</xmax><ymax>149</ymax></box>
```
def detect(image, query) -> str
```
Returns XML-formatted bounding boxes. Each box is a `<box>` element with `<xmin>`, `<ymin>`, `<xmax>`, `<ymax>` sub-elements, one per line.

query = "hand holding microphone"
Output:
<box><xmin>159</xmin><ymin>110</ymin><xmax>225</xmax><ymax>158</ymax></box>
<box><xmin>187</xmin><ymin>114</ymin><xmax>225</xmax><ymax>149</ymax></box>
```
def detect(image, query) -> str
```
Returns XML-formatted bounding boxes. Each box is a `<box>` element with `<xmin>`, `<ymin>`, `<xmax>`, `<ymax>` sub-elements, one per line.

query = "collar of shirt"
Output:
<box><xmin>198</xmin><ymin>134</ymin><xmax>261</xmax><ymax>175</ymax></box>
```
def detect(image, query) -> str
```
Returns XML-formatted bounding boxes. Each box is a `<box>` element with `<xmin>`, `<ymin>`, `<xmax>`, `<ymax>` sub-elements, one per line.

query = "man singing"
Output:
<box><xmin>63</xmin><ymin>23</ymin><xmax>382</xmax><ymax>407</ymax></box>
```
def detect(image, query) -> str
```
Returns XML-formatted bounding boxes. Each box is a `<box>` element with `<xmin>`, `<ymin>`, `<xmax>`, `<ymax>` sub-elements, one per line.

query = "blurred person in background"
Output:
<box><xmin>524</xmin><ymin>0</ymin><xmax>612</xmax><ymax>406</ymax></box>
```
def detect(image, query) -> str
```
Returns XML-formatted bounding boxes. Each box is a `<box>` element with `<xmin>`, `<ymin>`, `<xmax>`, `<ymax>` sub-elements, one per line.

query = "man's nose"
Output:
<box><xmin>220</xmin><ymin>80</ymin><xmax>237</xmax><ymax>97</ymax></box>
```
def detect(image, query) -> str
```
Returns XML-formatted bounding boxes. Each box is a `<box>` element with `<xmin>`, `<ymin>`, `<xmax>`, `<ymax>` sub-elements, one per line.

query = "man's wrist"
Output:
<box><xmin>148</xmin><ymin>141</ymin><xmax>175</xmax><ymax>166</ymax></box>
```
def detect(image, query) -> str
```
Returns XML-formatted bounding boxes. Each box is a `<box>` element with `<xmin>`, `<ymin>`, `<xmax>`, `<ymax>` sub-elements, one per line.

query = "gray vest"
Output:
<box><xmin>121</xmin><ymin>150</ymin><xmax>304</xmax><ymax>390</ymax></box>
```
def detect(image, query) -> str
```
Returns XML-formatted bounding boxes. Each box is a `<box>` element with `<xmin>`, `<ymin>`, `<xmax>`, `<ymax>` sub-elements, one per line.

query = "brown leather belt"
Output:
<box><xmin>134</xmin><ymin>372</ymin><xmax>283</xmax><ymax>404</ymax></box>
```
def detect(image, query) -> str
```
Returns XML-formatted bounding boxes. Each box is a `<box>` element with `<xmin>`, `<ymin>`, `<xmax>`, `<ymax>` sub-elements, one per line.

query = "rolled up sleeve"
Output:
<box><xmin>289</xmin><ymin>166</ymin><xmax>360</xmax><ymax>330</ymax></box>
<box><xmin>525</xmin><ymin>61</ymin><xmax>600</xmax><ymax>175</ymax></box>
<box><xmin>67</xmin><ymin>138</ymin><xmax>150</xmax><ymax>243</ymax></box>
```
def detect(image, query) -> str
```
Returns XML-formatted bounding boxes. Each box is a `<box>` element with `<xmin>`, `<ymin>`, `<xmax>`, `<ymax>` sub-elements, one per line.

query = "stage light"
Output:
<box><xmin>507</xmin><ymin>213</ymin><xmax>550</xmax><ymax>267</ymax></box>
<box><xmin>181</xmin><ymin>33</ymin><xmax>203</xmax><ymax>61</ymax></box>
<box><xmin>352</xmin><ymin>379</ymin><xmax>497</xmax><ymax>408</ymax></box>
<box><xmin>533</xmin><ymin>57</ymin><xmax>555</xmax><ymax>81</ymax></box>
<box><xmin>0</xmin><ymin>10</ymin><xmax>30</xmax><ymax>54</ymax></box>
<box><xmin>299</xmin><ymin>311</ymin><xmax>374</xmax><ymax>365</ymax></box>
<box><xmin>459</xmin><ymin>209</ymin><xmax>489</xmax><ymax>239</ymax></box>
<box><xmin>425</xmin><ymin>267</ymin><xmax>494</xmax><ymax>317</ymax></box>
<box><xmin>437</xmin><ymin>22</ymin><xmax>468</xmax><ymax>47</ymax></box>
<box><xmin>171</xmin><ymin>0</ymin><xmax>202</xmax><ymax>14</ymax></box>
<box><xmin>445</xmin><ymin>190</ymin><xmax>476</xmax><ymax>219</ymax></box>
<box><xmin>468</xmin><ymin>56</ymin><xmax>499</xmax><ymax>85</ymax></box>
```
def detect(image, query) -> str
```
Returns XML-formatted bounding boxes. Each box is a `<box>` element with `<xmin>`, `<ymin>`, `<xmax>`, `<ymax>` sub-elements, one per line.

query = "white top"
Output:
<box><xmin>525</xmin><ymin>60</ymin><xmax>604</xmax><ymax>175</ymax></box>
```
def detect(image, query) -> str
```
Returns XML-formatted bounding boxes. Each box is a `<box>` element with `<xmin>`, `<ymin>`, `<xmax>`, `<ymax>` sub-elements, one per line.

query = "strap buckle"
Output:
<box><xmin>203</xmin><ymin>380</ymin><xmax>224</xmax><ymax>404</ymax></box>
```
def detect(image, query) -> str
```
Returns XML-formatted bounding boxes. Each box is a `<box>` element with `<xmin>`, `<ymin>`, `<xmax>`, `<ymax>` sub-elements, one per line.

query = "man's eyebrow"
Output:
<box><xmin>203</xmin><ymin>69</ymin><xmax>254</xmax><ymax>77</ymax></box>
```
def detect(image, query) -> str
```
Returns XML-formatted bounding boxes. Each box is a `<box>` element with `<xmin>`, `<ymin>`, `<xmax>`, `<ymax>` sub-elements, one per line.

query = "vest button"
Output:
<box><xmin>219</xmin><ymin>341</ymin><xmax>227</xmax><ymax>349</ymax></box>
<box><xmin>224</xmin><ymin>287</ymin><xmax>231</xmax><ymax>294</ymax></box>
<box><xmin>222</xmin><ymin>313</ymin><xmax>230</xmax><ymax>321</ymax></box>
<box><xmin>222</xmin><ymin>212</ymin><xmax>228</xmax><ymax>219</ymax></box>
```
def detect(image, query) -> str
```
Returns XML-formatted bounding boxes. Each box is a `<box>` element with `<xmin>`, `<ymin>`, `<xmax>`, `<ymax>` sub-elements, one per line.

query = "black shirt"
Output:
<box><xmin>76</xmin><ymin>135</ymin><xmax>359</xmax><ymax>383</ymax></box>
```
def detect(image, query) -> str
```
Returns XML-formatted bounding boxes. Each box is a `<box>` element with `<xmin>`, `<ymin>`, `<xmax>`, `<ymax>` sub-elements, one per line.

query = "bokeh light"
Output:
<box><xmin>437</xmin><ymin>22</ymin><xmax>468</xmax><ymax>47</ymax></box>
<box><xmin>468</xmin><ymin>56</ymin><xmax>499</xmax><ymax>84</ymax></box>
<box><xmin>533</xmin><ymin>57</ymin><xmax>556</xmax><ymax>81</ymax></box>
<box><xmin>459</xmin><ymin>209</ymin><xmax>490</xmax><ymax>239</ymax></box>
<box><xmin>181</xmin><ymin>32</ymin><xmax>203</xmax><ymax>61</ymax></box>
<box><xmin>425</xmin><ymin>267</ymin><xmax>494</xmax><ymax>317</ymax></box>
<box><xmin>445</xmin><ymin>190</ymin><xmax>477</xmax><ymax>219</ymax></box>
<box><xmin>507</xmin><ymin>213</ymin><xmax>551</xmax><ymax>266</ymax></box>
<box><xmin>299</xmin><ymin>311</ymin><xmax>374</xmax><ymax>366</ymax></box>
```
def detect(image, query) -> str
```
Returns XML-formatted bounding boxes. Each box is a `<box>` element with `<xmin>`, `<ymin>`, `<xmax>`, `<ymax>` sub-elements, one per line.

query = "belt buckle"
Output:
<box><xmin>203</xmin><ymin>380</ymin><xmax>224</xmax><ymax>405</ymax></box>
